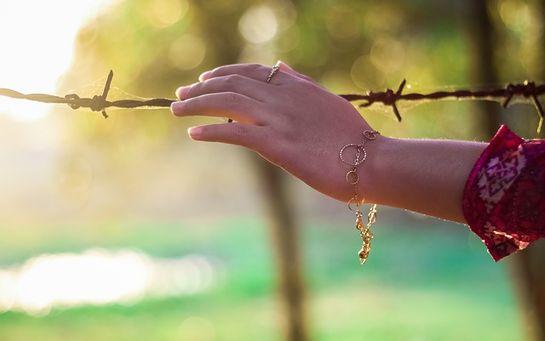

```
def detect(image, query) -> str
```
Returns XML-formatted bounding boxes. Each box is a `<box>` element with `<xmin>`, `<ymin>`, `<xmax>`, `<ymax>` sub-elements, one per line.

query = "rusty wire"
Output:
<box><xmin>0</xmin><ymin>70</ymin><xmax>544</xmax><ymax>132</ymax></box>
<box><xmin>0</xmin><ymin>71</ymin><xmax>174</xmax><ymax>119</ymax></box>
<box><xmin>340</xmin><ymin>79</ymin><xmax>545</xmax><ymax>133</ymax></box>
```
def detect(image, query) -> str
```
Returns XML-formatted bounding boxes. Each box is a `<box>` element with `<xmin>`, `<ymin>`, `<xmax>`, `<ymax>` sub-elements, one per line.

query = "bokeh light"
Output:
<box><xmin>0</xmin><ymin>0</ymin><xmax>540</xmax><ymax>339</ymax></box>
<box><xmin>238</xmin><ymin>4</ymin><xmax>278</xmax><ymax>44</ymax></box>
<box><xmin>0</xmin><ymin>249</ymin><xmax>217</xmax><ymax>315</ymax></box>
<box><xmin>168</xmin><ymin>34</ymin><xmax>207</xmax><ymax>70</ymax></box>
<box><xmin>141</xmin><ymin>0</ymin><xmax>189</xmax><ymax>29</ymax></box>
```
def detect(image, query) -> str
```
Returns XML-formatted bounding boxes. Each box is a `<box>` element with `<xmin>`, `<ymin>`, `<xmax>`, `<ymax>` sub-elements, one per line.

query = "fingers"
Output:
<box><xmin>198</xmin><ymin>63</ymin><xmax>291</xmax><ymax>85</ymax></box>
<box><xmin>187</xmin><ymin>122</ymin><xmax>264</xmax><ymax>151</ymax></box>
<box><xmin>171</xmin><ymin>92</ymin><xmax>264</xmax><ymax>124</ymax></box>
<box><xmin>176</xmin><ymin>74</ymin><xmax>269</xmax><ymax>102</ymax></box>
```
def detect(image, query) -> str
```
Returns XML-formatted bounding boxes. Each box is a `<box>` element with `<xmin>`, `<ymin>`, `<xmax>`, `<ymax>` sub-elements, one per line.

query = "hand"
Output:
<box><xmin>170</xmin><ymin>62</ymin><xmax>388</xmax><ymax>203</ymax></box>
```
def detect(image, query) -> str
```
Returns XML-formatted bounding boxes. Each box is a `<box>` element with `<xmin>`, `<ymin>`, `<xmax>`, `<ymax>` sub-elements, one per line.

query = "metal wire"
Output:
<box><xmin>0</xmin><ymin>71</ymin><xmax>174</xmax><ymax>119</ymax></box>
<box><xmin>0</xmin><ymin>71</ymin><xmax>543</xmax><ymax>132</ymax></box>
<box><xmin>340</xmin><ymin>79</ymin><xmax>545</xmax><ymax>132</ymax></box>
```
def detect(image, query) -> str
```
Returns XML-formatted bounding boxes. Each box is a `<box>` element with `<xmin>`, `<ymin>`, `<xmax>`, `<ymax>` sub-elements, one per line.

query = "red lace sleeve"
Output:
<box><xmin>462</xmin><ymin>124</ymin><xmax>545</xmax><ymax>261</ymax></box>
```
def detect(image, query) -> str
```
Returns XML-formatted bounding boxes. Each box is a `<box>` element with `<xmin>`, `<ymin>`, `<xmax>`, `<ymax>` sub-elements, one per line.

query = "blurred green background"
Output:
<box><xmin>1</xmin><ymin>0</ymin><xmax>544</xmax><ymax>340</ymax></box>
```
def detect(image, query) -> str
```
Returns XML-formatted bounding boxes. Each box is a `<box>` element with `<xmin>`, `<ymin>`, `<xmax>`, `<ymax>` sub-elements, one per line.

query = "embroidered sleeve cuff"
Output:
<box><xmin>462</xmin><ymin>124</ymin><xmax>545</xmax><ymax>261</ymax></box>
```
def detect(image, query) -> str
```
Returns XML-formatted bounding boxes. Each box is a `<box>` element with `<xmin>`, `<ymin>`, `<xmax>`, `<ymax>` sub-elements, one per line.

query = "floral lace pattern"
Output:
<box><xmin>462</xmin><ymin>125</ymin><xmax>545</xmax><ymax>261</ymax></box>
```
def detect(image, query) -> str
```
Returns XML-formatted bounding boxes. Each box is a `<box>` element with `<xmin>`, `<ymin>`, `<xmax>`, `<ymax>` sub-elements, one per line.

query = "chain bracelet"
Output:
<box><xmin>339</xmin><ymin>129</ymin><xmax>380</xmax><ymax>264</ymax></box>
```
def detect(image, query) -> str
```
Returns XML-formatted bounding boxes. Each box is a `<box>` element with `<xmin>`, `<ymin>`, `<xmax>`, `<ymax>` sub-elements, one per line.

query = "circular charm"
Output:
<box><xmin>347</xmin><ymin>197</ymin><xmax>361</xmax><ymax>212</ymax></box>
<box><xmin>346</xmin><ymin>169</ymin><xmax>359</xmax><ymax>185</ymax></box>
<box><xmin>339</xmin><ymin>144</ymin><xmax>366</xmax><ymax>166</ymax></box>
<box><xmin>363</xmin><ymin>130</ymin><xmax>379</xmax><ymax>141</ymax></box>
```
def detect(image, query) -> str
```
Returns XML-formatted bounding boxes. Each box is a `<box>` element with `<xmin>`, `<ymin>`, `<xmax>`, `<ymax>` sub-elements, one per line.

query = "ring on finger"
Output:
<box><xmin>266</xmin><ymin>62</ymin><xmax>281</xmax><ymax>84</ymax></box>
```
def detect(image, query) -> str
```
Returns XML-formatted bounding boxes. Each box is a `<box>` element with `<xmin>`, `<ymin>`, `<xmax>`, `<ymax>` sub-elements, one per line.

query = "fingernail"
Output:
<box><xmin>199</xmin><ymin>71</ymin><xmax>211</xmax><ymax>82</ymax></box>
<box><xmin>188</xmin><ymin>126</ymin><xmax>203</xmax><ymax>139</ymax></box>
<box><xmin>170</xmin><ymin>101</ymin><xmax>184</xmax><ymax>115</ymax></box>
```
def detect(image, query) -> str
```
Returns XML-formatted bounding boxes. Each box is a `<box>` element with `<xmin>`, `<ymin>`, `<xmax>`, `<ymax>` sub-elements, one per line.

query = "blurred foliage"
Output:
<box><xmin>0</xmin><ymin>217</ymin><xmax>523</xmax><ymax>340</ymax></box>
<box><xmin>38</xmin><ymin>0</ymin><xmax>544</xmax><ymax>225</ymax></box>
<box><xmin>1</xmin><ymin>0</ymin><xmax>543</xmax><ymax>339</ymax></box>
<box><xmin>59</xmin><ymin>0</ymin><xmax>545</xmax><ymax>144</ymax></box>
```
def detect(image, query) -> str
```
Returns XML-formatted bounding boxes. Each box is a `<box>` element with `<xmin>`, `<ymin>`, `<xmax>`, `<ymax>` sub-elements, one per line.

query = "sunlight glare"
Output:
<box><xmin>0</xmin><ymin>249</ymin><xmax>218</xmax><ymax>315</ymax></box>
<box><xmin>0</xmin><ymin>0</ymin><xmax>114</xmax><ymax>122</ymax></box>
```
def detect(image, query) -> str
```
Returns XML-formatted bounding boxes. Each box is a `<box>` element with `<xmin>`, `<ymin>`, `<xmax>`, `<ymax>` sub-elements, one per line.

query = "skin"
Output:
<box><xmin>171</xmin><ymin>62</ymin><xmax>487</xmax><ymax>224</ymax></box>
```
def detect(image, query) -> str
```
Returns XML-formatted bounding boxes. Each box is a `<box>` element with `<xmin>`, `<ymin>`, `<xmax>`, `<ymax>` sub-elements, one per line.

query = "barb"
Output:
<box><xmin>340</xmin><ymin>79</ymin><xmax>545</xmax><ymax>133</ymax></box>
<box><xmin>0</xmin><ymin>71</ymin><xmax>544</xmax><ymax>133</ymax></box>
<box><xmin>0</xmin><ymin>70</ymin><xmax>175</xmax><ymax>119</ymax></box>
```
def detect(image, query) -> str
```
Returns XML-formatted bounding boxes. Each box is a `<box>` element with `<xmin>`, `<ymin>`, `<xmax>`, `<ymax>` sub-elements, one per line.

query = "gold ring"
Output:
<box><xmin>266</xmin><ymin>63</ymin><xmax>280</xmax><ymax>83</ymax></box>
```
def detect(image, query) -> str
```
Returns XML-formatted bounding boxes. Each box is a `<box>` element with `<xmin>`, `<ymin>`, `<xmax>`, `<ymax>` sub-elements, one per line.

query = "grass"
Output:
<box><xmin>0</xmin><ymin>214</ymin><xmax>524</xmax><ymax>340</ymax></box>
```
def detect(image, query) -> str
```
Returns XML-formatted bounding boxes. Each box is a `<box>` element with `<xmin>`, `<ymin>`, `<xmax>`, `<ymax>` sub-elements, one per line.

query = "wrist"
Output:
<box><xmin>358</xmin><ymin>134</ymin><xmax>396</xmax><ymax>204</ymax></box>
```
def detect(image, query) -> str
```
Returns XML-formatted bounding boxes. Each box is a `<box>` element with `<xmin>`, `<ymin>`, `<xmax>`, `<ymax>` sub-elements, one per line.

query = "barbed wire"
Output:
<box><xmin>0</xmin><ymin>71</ymin><xmax>174</xmax><ymax>119</ymax></box>
<box><xmin>340</xmin><ymin>79</ymin><xmax>545</xmax><ymax>133</ymax></box>
<box><xmin>0</xmin><ymin>70</ymin><xmax>543</xmax><ymax>132</ymax></box>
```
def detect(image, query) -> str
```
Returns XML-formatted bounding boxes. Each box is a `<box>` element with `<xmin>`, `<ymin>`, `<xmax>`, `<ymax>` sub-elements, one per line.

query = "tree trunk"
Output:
<box><xmin>253</xmin><ymin>155</ymin><xmax>308</xmax><ymax>341</ymax></box>
<box><xmin>468</xmin><ymin>1</ymin><xmax>545</xmax><ymax>340</ymax></box>
<box><xmin>510</xmin><ymin>1</ymin><xmax>545</xmax><ymax>340</ymax></box>
<box><xmin>194</xmin><ymin>3</ymin><xmax>308</xmax><ymax>338</ymax></box>
<box><xmin>467</xmin><ymin>0</ymin><xmax>501</xmax><ymax>140</ymax></box>
<box><xmin>513</xmin><ymin>244</ymin><xmax>545</xmax><ymax>341</ymax></box>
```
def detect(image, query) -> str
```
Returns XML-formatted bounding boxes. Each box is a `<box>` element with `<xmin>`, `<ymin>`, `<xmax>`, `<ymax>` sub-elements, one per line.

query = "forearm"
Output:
<box><xmin>172</xmin><ymin>62</ymin><xmax>487</xmax><ymax>225</ymax></box>
<box><xmin>362</xmin><ymin>135</ymin><xmax>487</xmax><ymax>223</ymax></box>
<box><xmin>173</xmin><ymin>62</ymin><xmax>545</xmax><ymax>261</ymax></box>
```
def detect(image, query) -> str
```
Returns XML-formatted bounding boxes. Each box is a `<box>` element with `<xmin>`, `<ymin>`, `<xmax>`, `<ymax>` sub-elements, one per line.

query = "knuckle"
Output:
<box><xmin>225</xmin><ymin>92</ymin><xmax>243</xmax><ymax>106</ymax></box>
<box><xmin>233</xmin><ymin>124</ymin><xmax>249</xmax><ymax>137</ymax></box>
<box><xmin>186</xmin><ymin>82</ymin><xmax>202</xmax><ymax>97</ymax></box>
<box><xmin>231</xmin><ymin>74</ymin><xmax>244</xmax><ymax>82</ymax></box>
<box><xmin>209</xmin><ymin>67</ymin><xmax>224</xmax><ymax>78</ymax></box>
<box><xmin>181</xmin><ymin>99</ymin><xmax>193</xmax><ymax>111</ymax></box>
<box><xmin>184</xmin><ymin>97</ymin><xmax>201</xmax><ymax>111</ymax></box>
<box><xmin>223</xmin><ymin>74</ymin><xmax>239</xmax><ymax>85</ymax></box>
<box><xmin>204</xmin><ymin>77</ymin><xmax>220</xmax><ymax>90</ymax></box>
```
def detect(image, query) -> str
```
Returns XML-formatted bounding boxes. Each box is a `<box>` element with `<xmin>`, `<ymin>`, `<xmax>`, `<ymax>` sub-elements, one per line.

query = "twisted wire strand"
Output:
<box><xmin>0</xmin><ymin>71</ymin><xmax>543</xmax><ymax>131</ymax></box>
<box><xmin>339</xmin><ymin>79</ymin><xmax>545</xmax><ymax>132</ymax></box>
<box><xmin>0</xmin><ymin>71</ymin><xmax>175</xmax><ymax>119</ymax></box>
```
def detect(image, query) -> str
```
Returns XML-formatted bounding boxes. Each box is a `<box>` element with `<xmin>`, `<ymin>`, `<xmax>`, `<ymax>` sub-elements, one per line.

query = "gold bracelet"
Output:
<box><xmin>339</xmin><ymin>129</ymin><xmax>380</xmax><ymax>264</ymax></box>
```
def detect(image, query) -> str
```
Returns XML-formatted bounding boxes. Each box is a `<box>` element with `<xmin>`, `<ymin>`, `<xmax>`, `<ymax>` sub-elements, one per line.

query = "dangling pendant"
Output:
<box><xmin>342</xmin><ymin>130</ymin><xmax>380</xmax><ymax>266</ymax></box>
<box><xmin>355</xmin><ymin>209</ymin><xmax>373</xmax><ymax>264</ymax></box>
<box><xmin>358</xmin><ymin>226</ymin><xmax>373</xmax><ymax>264</ymax></box>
